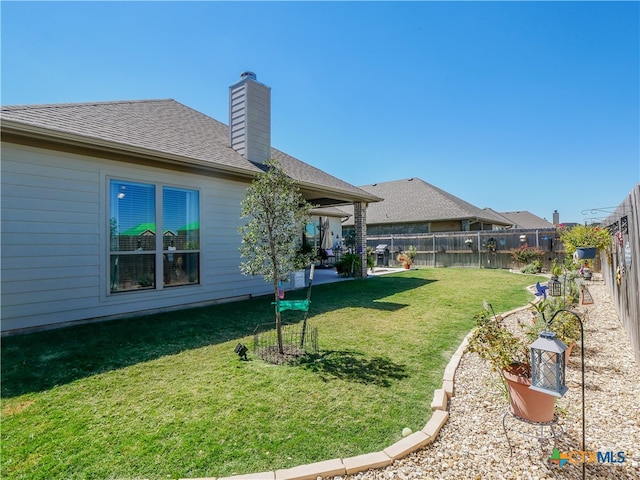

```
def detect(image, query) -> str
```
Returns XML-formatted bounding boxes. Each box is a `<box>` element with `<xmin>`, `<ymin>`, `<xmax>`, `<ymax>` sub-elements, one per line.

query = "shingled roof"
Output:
<box><xmin>489</xmin><ymin>209</ymin><xmax>555</xmax><ymax>229</ymax></box>
<box><xmin>1</xmin><ymin>99</ymin><xmax>379</xmax><ymax>206</ymax></box>
<box><xmin>343</xmin><ymin>178</ymin><xmax>511</xmax><ymax>226</ymax></box>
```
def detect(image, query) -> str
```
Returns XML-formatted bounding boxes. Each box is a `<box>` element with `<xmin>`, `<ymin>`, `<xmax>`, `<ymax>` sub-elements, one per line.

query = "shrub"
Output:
<box><xmin>510</xmin><ymin>244</ymin><xmax>544</xmax><ymax>265</ymax></box>
<box><xmin>366</xmin><ymin>246</ymin><xmax>375</xmax><ymax>270</ymax></box>
<box><xmin>335</xmin><ymin>253</ymin><xmax>361</xmax><ymax>277</ymax></box>
<box><xmin>521</xmin><ymin>260</ymin><xmax>542</xmax><ymax>274</ymax></box>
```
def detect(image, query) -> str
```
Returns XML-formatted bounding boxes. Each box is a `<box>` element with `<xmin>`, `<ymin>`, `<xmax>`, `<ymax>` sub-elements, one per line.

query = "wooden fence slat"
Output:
<box><xmin>601</xmin><ymin>184</ymin><xmax>640</xmax><ymax>364</ymax></box>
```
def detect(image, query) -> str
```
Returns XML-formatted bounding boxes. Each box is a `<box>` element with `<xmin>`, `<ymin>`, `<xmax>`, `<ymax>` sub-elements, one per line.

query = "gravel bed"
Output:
<box><xmin>335</xmin><ymin>275</ymin><xmax>640</xmax><ymax>480</ymax></box>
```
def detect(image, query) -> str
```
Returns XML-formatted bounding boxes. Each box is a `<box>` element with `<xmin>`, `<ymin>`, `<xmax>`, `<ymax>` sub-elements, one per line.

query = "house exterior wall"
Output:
<box><xmin>1</xmin><ymin>143</ymin><xmax>271</xmax><ymax>333</ymax></box>
<box><xmin>307</xmin><ymin>215</ymin><xmax>344</xmax><ymax>250</ymax></box>
<box><xmin>362</xmin><ymin>222</ymin><xmax>431</xmax><ymax>236</ymax></box>
<box><xmin>430</xmin><ymin>220</ymin><xmax>461</xmax><ymax>233</ymax></box>
<box><xmin>328</xmin><ymin>217</ymin><xmax>344</xmax><ymax>249</ymax></box>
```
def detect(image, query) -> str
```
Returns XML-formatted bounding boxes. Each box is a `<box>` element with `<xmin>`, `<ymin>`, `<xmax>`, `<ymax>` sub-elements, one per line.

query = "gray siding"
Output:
<box><xmin>1</xmin><ymin>144</ymin><xmax>271</xmax><ymax>332</ymax></box>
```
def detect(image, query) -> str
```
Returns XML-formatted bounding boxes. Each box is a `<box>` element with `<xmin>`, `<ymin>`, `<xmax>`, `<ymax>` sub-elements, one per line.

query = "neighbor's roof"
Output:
<box><xmin>1</xmin><ymin>99</ymin><xmax>380</xmax><ymax>206</ymax></box>
<box><xmin>490</xmin><ymin>209</ymin><xmax>555</xmax><ymax>229</ymax></box>
<box><xmin>343</xmin><ymin>178</ymin><xmax>512</xmax><ymax>226</ymax></box>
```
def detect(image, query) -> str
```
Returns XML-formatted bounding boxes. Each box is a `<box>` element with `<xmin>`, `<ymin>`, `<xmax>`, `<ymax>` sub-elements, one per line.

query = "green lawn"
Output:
<box><xmin>1</xmin><ymin>268</ymin><xmax>542</xmax><ymax>479</ymax></box>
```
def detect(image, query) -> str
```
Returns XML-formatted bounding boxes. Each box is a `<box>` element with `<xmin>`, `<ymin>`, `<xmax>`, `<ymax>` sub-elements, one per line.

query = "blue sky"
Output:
<box><xmin>2</xmin><ymin>1</ymin><xmax>638</xmax><ymax>224</ymax></box>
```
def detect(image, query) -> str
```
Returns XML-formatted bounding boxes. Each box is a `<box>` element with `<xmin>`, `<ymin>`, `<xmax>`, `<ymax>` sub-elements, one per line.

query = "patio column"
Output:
<box><xmin>354</xmin><ymin>201</ymin><xmax>368</xmax><ymax>278</ymax></box>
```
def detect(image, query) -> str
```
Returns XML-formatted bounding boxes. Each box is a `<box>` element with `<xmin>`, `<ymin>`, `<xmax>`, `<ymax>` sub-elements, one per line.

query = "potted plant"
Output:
<box><xmin>397</xmin><ymin>245</ymin><xmax>417</xmax><ymax>269</ymax></box>
<box><xmin>557</xmin><ymin>224</ymin><xmax>610</xmax><ymax>260</ymax></box>
<box><xmin>580</xmin><ymin>261</ymin><xmax>593</xmax><ymax>281</ymax></box>
<box><xmin>122</xmin><ymin>276</ymin><xmax>133</xmax><ymax>289</ymax></box>
<box><xmin>467</xmin><ymin>308</ymin><xmax>557</xmax><ymax>422</ymax></box>
<box><xmin>549</xmin><ymin>259</ymin><xmax>562</xmax><ymax>280</ymax></box>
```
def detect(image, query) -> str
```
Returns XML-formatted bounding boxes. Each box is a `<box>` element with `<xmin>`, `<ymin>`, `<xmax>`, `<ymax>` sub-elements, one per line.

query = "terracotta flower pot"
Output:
<box><xmin>502</xmin><ymin>364</ymin><xmax>556</xmax><ymax>423</ymax></box>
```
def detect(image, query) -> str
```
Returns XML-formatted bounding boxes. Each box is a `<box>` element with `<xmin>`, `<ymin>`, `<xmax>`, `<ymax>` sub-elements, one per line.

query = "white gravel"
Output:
<box><xmin>335</xmin><ymin>274</ymin><xmax>640</xmax><ymax>480</ymax></box>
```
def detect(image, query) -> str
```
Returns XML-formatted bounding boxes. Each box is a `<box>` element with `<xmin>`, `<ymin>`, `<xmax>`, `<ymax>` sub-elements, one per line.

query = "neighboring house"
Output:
<box><xmin>342</xmin><ymin>178</ymin><xmax>512</xmax><ymax>235</ymax></box>
<box><xmin>485</xmin><ymin>209</ymin><xmax>556</xmax><ymax>230</ymax></box>
<box><xmin>0</xmin><ymin>72</ymin><xmax>380</xmax><ymax>333</ymax></box>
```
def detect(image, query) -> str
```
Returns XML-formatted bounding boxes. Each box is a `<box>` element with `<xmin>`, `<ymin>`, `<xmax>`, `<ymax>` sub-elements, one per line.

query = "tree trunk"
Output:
<box><xmin>274</xmin><ymin>283</ymin><xmax>284</xmax><ymax>354</ymax></box>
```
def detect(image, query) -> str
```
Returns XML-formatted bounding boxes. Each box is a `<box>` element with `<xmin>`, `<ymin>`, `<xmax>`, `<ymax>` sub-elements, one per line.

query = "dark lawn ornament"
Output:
<box><xmin>234</xmin><ymin>343</ymin><xmax>248</xmax><ymax>361</ymax></box>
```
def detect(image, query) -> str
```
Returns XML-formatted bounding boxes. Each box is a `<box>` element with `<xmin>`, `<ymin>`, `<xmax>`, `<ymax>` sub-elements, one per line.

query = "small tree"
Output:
<box><xmin>238</xmin><ymin>159</ymin><xmax>312</xmax><ymax>354</ymax></box>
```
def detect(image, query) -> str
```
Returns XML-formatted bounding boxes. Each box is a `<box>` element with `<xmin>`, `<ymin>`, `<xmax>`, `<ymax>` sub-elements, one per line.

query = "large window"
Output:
<box><xmin>109</xmin><ymin>180</ymin><xmax>200</xmax><ymax>293</ymax></box>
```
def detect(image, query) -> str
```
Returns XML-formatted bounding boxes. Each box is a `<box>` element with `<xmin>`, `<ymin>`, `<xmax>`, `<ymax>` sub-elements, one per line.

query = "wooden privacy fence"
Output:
<box><xmin>367</xmin><ymin>229</ymin><xmax>565</xmax><ymax>272</ymax></box>
<box><xmin>600</xmin><ymin>184</ymin><xmax>640</xmax><ymax>364</ymax></box>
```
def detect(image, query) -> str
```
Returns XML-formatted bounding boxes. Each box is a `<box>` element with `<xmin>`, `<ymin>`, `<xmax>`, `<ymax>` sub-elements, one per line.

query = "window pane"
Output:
<box><xmin>110</xmin><ymin>254</ymin><xmax>155</xmax><ymax>292</ymax></box>
<box><xmin>163</xmin><ymin>253</ymin><xmax>199</xmax><ymax>287</ymax></box>
<box><xmin>110</xmin><ymin>180</ymin><xmax>156</xmax><ymax>252</ymax></box>
<box><xmin>163</xmin><ymin>186</ymin><xmax>200</xmax><ymax>250</ymax></box>
<box><xmin>163</xmin><ymin>187</ymin><xmax>199</xmax><ymax>287</ymax></box>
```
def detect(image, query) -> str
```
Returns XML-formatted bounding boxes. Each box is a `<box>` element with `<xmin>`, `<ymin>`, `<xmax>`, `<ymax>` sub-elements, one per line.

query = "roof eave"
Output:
<box><xmin>1</xmin><ymin>120</ymin><xmax>261</xmax><ymax>179</ymax></box>
<box><xmin>2</xmin><ymin>120</ymin><xmax>382</xmax><ymax>206</ymax></box>
<box><xmin>297</xmin><ymin>181</ymin><xmax>382</xmax><ymax>206</ymax></box>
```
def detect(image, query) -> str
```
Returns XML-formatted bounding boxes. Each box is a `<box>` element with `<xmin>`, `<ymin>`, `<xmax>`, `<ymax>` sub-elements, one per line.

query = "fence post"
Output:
<box><xmin>432</xmin><ymin>234</ymin><xmax>436</xmax><ymax>267</ymax></box>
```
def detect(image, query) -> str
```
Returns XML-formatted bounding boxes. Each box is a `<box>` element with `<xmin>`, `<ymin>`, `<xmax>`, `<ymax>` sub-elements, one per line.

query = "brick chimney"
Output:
<box><xmin>553</xmin><ymin>210</ymin><xmax>559</xmax><ymax>225</ymax></box>
<box><xmin>229</xmin><ymin>71</ymin><xmax>271</xmax><ymax>164</ymax></box>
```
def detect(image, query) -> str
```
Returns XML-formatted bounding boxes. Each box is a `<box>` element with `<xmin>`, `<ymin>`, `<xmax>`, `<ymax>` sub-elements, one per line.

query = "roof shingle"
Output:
<box><xmin>1</xmin><ymin>99</ymin><xmax>379</xmax><ymax>204</ymax></box>
<box><xmin>343</xmin><ymin>178</ymin><xmax>511</xmax><ymax>226</ymax></box>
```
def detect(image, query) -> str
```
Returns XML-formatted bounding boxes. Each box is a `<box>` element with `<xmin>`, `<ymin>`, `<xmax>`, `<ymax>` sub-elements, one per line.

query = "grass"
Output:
<box><xmin>1</xmin><ymin>268</ymin><xmax>543</xmax><ymax>479</ymax></box>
